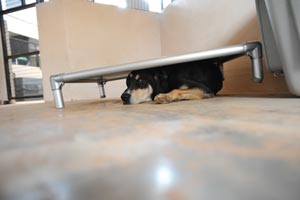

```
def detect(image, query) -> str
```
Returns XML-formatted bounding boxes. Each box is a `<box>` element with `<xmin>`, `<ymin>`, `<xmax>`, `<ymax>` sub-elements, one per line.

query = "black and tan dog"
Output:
<box><xmin>121</xmin><ymin>61</ymin><xmax>223</xmax><ymax>104</ymax></box>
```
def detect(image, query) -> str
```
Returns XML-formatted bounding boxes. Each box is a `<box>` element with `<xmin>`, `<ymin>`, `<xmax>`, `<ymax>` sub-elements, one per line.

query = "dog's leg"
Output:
<box><xmin>154</xmin><ymin>88</ymin><xmax>214</xmax><ymax>104</ymax></box>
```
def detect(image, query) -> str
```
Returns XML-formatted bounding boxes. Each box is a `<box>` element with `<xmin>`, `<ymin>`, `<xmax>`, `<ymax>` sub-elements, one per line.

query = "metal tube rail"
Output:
<box><xmin>50</xmin><ymin>41</ymin><xmax>263</xmax><ymax>109</ymax></box>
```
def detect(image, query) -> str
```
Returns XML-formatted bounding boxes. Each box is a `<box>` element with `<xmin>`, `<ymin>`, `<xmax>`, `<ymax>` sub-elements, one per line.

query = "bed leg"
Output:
<box><xmin>53</xmin><ymin>88</ymin><xmax>64</xmax><ymax>109</ymax></box>
<box><xmin>245</xmin><ymin>42</ymin><xmax>264</xmax><ymax>83</ymax></box>
<box><xmin>50</xmin><ymin>75</ymin><xmax>65</xmax><ymax>109</ymax></box>
<box><xmin>97</xmin><ymin>80</ymin><xmax>106</xmax><ymax>98</ymax></box>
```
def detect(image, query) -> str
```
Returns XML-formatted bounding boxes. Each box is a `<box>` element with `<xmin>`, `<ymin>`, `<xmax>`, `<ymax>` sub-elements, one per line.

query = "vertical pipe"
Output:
<box><xmin>244</xmin><ymin>42</ymin><xmax>264</xmax><ymax>83</ymax></box>
<box><xmin>251</xmin><ymin>58</ymin><xmax>264</xmax><ymax>83</ymax></box>
<box><xmin>97</xmin><ymin>80</ymin><xmax>106</xmax><ymax>98</ymax></box>
<box><xmin>53</xmin><ymin>89</ymin><xmax>64</xmax><ymax>109</ymax></box>
<box><xmin>50</xmin><ymin>75</ymin><xmax>65</xmax><ymax>109</ymax></box>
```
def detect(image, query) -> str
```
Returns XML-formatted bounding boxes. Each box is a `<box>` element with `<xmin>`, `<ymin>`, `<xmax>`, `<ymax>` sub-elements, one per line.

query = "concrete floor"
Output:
<box><xmin>0</xmin><ymin>96</ymin><xmax>300</xmax><ymax>200</ymax></box>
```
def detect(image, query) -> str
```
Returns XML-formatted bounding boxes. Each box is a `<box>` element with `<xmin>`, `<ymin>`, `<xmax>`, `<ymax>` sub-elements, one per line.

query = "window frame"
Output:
<box><xmin>0</xmin><ymin>0</ymin><xmax>44</xmax><ymax>101</ymax></box>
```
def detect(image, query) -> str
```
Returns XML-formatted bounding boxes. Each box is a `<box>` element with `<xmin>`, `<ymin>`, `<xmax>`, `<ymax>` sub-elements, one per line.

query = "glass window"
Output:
<box><xmin>92</xmin><ymin>0</ymin><xmax>127</xmax><ymax>8</ymax></box>
<box><xmin>90</xmin><ymin>0</ymin><xmax>174</xmax><ymax>13</ymax></box>
<box><xmin>25</xmin><ymin>0</ymin><xmax>36</xmax><ymax>4</ymax></box>
<box><xmin>10</xmin><ymin>55</ymin><xmax>43</xmax><ymax>99</ymax></box>
<box><xmin>0</xmin><ymin>0</ymin><xmax>45</xmax><ymax>101</ymax></box>
<box><xmin>1</xmin><ymin>0</ymin><xmax>22</xmax><ymax>10</ymax></box>
<box><xmin>3</xmin><ymin>7</ymin><xmax>39</xmax><ymax>56</ymax></box>
<box><xmin>1</xmin><ymin>5</ymin><xmax>43</xmax><ymax>100</ymax></box>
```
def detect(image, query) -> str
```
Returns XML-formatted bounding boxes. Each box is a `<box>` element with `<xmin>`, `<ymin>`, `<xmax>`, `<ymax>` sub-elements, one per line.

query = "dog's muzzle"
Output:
<box><xmin>121</xmin><ymin>92</ymin><xmax>131</xmax><ymax>104</ymax></box>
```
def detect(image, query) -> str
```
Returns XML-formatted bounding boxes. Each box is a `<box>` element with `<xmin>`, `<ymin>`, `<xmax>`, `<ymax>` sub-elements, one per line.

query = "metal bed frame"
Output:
<box><xmin>50</xmin><ymin>41</ymin><xmax>263</xmax><ymax>109</ymax></box>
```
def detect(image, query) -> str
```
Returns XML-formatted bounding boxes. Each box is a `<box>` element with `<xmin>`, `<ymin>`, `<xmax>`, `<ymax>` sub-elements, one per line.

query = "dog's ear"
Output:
<box><xmin>152</xmin><ymin>70</ymin><xmax>169</xmax><ymax>99</ymax></box>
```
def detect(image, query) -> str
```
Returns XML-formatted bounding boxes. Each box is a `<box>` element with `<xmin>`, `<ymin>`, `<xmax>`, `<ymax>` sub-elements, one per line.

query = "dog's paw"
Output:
<box><xmin>203</xmin><ymin>93</ymin><xmax>215</xmax><ymax>99</ymax></box>
<box><xmin>154</xmin><ymin>94</ymin><xmax>173</xmax><ymax>104</ymax></box>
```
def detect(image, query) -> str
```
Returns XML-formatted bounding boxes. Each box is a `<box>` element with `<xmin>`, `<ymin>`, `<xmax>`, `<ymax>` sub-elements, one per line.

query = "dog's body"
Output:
<box><xmin>121</xmin><ymin>61</ymin><xmax>223</xmax><ymax>104</ymax></box>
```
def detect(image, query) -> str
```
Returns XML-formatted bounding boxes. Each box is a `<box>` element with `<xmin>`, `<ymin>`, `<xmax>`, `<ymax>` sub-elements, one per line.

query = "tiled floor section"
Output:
<box><xmin>0</xmin><ymin>97</ymin><xmax>300</xmax><ymax>200</ymax></box>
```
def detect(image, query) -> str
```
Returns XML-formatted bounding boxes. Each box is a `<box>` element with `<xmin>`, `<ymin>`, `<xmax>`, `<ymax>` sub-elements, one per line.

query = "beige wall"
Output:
<box><xmin>160</xmin><ymin>0</ymin><xmax>289</xmax><ymax>95</ymax></box>
<box><xmin>37</xmin><ymin>0</ymin><xmax>161</xmax><ymax>101</ymax></box>
<box><xmin>161</xmin><ymin>0</ymin><xmax>258</xmax><ymax>54</ymax></box>
<box><xmin>38</xmin><ymin>0</ymin><xmax>289</xmax><ymax>103</ymax></box>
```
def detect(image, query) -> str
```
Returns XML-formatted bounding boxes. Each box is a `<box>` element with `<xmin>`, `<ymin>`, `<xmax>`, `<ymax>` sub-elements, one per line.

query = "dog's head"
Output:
<box><xmin>121</xmin><ymin>69</ymin><xmax>168</xmax><ymax>105</ymax></box>
<box><xmin>121</xmin><ymin>70</ymin><xmax>155</xmax><ymax>105</ymax></box>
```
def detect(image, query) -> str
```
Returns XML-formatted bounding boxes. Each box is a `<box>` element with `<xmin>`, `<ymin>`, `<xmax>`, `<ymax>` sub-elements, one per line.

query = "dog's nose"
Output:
<box><xmin>121</xmin><ymin>93</ymin><xmax>131</xmax><ymax>104</ymax></box>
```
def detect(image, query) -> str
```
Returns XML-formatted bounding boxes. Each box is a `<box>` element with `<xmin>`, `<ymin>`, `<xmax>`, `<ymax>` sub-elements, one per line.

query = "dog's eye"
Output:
<box><xmin>137</xmin><ymin>79</ymin><xmax>147</xmax><ymax>88</ymax></box>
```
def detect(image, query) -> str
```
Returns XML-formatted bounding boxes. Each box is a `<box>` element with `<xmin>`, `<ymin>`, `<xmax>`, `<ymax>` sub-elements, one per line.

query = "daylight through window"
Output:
<box><xmin>89</xmin><ymin>0</ymin><xmax>174</xmax><ymax>13</ymax></box>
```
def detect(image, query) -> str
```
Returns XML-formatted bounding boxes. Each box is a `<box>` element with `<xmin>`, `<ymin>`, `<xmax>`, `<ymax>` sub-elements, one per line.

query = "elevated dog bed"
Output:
<box><xmin>50</xmin><ymin>41</ymin><xmax>263</xmax><ymax>109</ymax></box>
